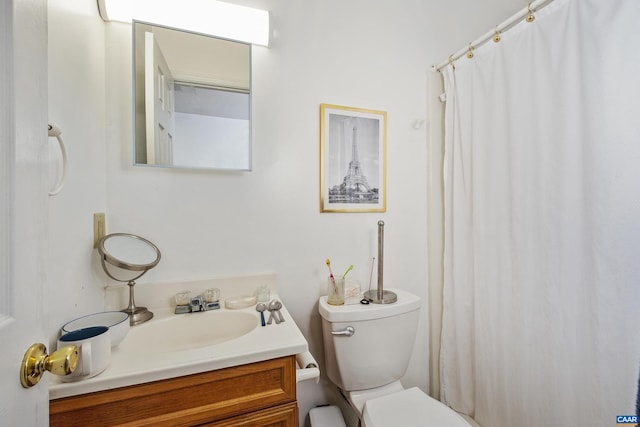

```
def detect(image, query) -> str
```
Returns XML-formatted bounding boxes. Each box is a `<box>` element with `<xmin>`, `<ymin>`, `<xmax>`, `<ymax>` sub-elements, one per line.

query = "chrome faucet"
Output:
<box><xmin>175</xmin><ymin>294</ymin><xmax>220</xmax><ymax>314</ymax></box>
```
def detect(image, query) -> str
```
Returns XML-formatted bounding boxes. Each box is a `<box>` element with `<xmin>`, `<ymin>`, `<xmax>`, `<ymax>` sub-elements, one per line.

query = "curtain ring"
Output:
<box><xmin>493</xmin><ymin>27</ymin><xmax>502</xmax><ymax>43</ymax></box>
<box><xmin>448</xmin><ymin>55</ymin><xmax>456</xmax><ymax>70</ymax></box>
<box><xmin>526</xmin><ymin>2</ymin><xmax>536</xmax><ymax>22</ymax></box>
<box><xmin>466</xmin><ymin>43</ymin><xmax>474</xmax><ymax>59</ymax></box>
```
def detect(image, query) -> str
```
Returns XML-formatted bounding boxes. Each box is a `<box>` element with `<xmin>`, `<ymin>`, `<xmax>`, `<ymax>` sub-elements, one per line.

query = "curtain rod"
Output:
<box><xmin>433</xmin><ymin>0</ymin><xmax>555</xmax><ymax>72</ymax></box>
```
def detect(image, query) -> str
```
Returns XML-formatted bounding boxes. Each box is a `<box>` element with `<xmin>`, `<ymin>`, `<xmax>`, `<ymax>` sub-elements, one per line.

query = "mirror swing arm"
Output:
<box><xmin>97</xmin><ymin>233</ymin><xmax>161</xmax><ymax>326</ymax></box>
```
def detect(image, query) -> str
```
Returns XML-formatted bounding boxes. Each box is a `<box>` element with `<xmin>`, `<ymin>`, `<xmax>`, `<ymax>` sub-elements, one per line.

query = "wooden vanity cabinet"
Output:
<box><xmin>50</xmin><ymin>356</ymin><xmax>298</xmax><ymax>427</ymax></box>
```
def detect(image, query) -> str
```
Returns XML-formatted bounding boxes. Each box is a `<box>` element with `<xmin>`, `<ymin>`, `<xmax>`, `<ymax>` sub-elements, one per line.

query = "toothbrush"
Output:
<box><xmin>342</xmin><ymin>264</ymin><xmax>354</xmax><ymax>279</ymax></box>
<box><xmin>326</xmin><ymin>259</ymin><xmax>335</xmax><ymax>280</ymax></box>
<box><xmin>326</xmin><ymin>259</ymin><xmax>338</xmax><ymax>291</ymax></box>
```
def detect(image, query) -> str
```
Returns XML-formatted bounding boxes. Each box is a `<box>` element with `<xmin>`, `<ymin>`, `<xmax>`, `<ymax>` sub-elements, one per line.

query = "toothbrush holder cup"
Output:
<box><xmin>327</xmin><ymin>276</ymin><xmax>345</xmax><ymax>306</ymax></box>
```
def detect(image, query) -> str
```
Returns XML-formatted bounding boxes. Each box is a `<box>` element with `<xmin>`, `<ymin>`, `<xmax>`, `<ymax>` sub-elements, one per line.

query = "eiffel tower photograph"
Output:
<box><xmin>320</xmin><ymin>104</ymin><xmax>387</xmax><ymax>212</ymax></box>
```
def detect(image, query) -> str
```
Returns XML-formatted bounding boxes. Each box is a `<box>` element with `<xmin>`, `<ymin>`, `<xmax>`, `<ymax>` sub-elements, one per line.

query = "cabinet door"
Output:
<box><xmin>50</xmin><ymin>356</ymin><xmax>297</xmax><ymax>427</ymax></box>
<box><xmin>201</xmin><ymin>402</ymin><xmax>298</xmax><ymax>427</ymax></box>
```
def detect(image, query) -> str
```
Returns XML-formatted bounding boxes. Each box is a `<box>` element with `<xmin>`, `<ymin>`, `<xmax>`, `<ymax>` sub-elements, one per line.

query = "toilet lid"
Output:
<box><xmin>362</xmin><ymin>387</ymin><xmax>471</xmax><ymax>427</ymax></box>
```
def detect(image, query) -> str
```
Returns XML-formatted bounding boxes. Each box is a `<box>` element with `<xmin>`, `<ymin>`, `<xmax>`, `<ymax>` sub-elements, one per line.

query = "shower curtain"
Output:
<box><xmin>440</xmin><ymin>0</ymin><xmax>640</xmax><ymax>426</ymax></box>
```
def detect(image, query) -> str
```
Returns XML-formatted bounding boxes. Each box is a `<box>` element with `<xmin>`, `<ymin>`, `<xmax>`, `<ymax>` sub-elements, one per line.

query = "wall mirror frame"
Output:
<box><xmin>133</xmin><ymin>20</ymin><xmax>252</xmax><ymax>171</ymax></box>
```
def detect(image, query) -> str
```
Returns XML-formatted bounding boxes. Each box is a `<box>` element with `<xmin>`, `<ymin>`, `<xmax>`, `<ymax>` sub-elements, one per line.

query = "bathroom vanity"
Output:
<box><xmin>49</xmin><ymin>277</ymin><xmax>311</xmax><ymax>427</ymax></box>
<box><xmin>50</xmin><ymin>356</ymin><xmax>298</xmax><ymax>426</ymax></box>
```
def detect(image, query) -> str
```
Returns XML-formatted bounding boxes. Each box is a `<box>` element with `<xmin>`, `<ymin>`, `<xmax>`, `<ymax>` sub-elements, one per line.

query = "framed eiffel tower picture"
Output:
<box><xmin>320</xmin><ymin>104</ymin><xmax>387</xmax><ymax>213</ymax></box>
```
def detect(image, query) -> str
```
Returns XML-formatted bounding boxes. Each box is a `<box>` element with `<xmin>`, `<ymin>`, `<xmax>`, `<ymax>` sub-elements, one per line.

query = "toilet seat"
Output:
<box><xmin>362</xmin><ymin>387</ymin><xmax>471</xmax><ymax>427</ymax></box>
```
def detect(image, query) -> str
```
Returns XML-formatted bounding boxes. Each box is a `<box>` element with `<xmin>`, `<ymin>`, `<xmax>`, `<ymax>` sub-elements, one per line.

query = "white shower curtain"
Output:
<box><xmin>440</xmin><ymin>0</ymin><xmax>640</xmax><ymax>426</ymax></box>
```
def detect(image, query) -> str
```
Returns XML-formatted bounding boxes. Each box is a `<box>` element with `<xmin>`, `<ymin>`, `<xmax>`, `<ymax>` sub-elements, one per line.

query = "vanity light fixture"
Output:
<box><xmin>97</xmin><ymin>0</ymin><xmax>270</xmax><ymax>46</ymax></box>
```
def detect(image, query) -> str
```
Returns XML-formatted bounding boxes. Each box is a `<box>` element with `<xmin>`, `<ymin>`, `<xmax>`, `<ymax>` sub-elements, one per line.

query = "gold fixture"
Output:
<box><xmin>493</xmin><ymin>28</ymin><xmax>502</xmax><ymax>43</ymax></box>
<box><xmin>466</xmin><ymin>44</ymin><xmax>474</xmax><ymax>59</ymax></box>
<box><xmin>20</xmin><ymin>343</ymin><xmax>78</xmax><ymax>388</ymax></box>
<box><xmin>93</xmin><ymin>212</ymin><xmax>106</xmax><ymax>248</ymax></box>
<box><xmin>526</xmin><ymin>3</ymin><xmax>536</xmax><ymax>22</ymax></box>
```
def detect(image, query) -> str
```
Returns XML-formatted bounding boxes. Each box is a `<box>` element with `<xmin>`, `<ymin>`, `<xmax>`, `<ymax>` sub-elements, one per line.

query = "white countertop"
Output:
<box><xmin>49</xmin><ymin>300</ymin><xmax>309</xmax><ymax>400</ymax></box>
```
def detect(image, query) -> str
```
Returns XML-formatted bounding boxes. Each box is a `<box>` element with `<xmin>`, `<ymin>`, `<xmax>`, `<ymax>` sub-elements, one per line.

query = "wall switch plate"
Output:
<box><xmin>93</xmin><ymin>213</ymin><xmax>106</xmax><ymax>248</ymax></box>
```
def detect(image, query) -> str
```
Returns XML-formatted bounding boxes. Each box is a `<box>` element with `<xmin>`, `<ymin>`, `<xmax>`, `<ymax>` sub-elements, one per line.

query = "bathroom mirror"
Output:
<box><xmin>97</xmin><ymin>233</ymin><xmax>161</xmax><ymax>325</ymax></box>
<box><xmin>98</xmin><ymin>233</ymin><xmax>161</xmax><ymax>272</ymax></box>
<box><xmin>133</xmin><ymin>21</ymin><xmax>251</xmax><ymax>171</ymax></box>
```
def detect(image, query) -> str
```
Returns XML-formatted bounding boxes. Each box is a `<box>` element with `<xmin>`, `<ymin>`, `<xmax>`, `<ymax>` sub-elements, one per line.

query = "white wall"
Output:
<box><xmin>46</xmin><ymin>0</ymin><xmax>531</xmax><ymax>425</ymax></box>
<box><xmin>47</xmin><ymin>0</ymin><xmax>107</xmax><ymax>347</ymax></box>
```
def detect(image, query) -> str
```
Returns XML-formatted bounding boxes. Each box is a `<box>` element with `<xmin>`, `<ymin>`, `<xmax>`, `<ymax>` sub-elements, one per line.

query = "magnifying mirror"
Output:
<box><xmin>97</xmin><ymin>233</ymin><xmax>161</xmax><ymax>325</ymax></box>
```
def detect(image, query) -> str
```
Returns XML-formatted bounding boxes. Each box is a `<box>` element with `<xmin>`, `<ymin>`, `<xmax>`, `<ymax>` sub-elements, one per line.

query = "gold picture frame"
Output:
<box><xmin>320</xmin><ymin>104</ymin><xmax>387</xmax><ymax>213</ymax></box>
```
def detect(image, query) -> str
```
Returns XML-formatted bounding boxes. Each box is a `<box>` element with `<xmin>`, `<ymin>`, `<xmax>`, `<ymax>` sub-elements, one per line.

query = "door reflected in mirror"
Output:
<box><xmin>133</xmin><ymin>21</ymin><xmax>251</xmax><ymax>170</ymax></box>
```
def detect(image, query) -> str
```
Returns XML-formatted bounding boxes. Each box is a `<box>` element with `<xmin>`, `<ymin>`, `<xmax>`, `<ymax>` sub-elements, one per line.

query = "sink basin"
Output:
<box><xmin>117</xmin><ymin>310</ymin><xmax>258</xmax><ymax>353</ymax></box>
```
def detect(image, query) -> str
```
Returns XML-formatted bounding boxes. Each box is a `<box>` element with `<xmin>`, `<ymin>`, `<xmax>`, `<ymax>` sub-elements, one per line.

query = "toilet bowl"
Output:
<box><xmin>319</xmin><ymin>288</ymin><xmax>471</xmax><ymax>426</ymax></box>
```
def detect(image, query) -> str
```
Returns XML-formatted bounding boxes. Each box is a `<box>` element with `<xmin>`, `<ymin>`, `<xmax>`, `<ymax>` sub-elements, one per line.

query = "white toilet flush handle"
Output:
<box><xmin>331</xmin><ymin>326</ymin><xmax>355</xmax><ymax>337</ymax></box>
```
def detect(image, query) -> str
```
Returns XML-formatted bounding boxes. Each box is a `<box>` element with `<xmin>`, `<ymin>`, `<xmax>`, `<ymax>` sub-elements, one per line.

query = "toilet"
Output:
<box><xmin>319</xmin><ymin>288</ymin><xmax>471</xmax><ymax>427</ymax></box>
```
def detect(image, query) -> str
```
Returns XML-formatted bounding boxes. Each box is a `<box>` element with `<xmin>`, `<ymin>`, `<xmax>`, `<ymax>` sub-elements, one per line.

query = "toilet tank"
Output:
<box><xmin>319</xmin><ymin>288</ymin><xmax>421</xmax><ymax>391</ymax></box>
